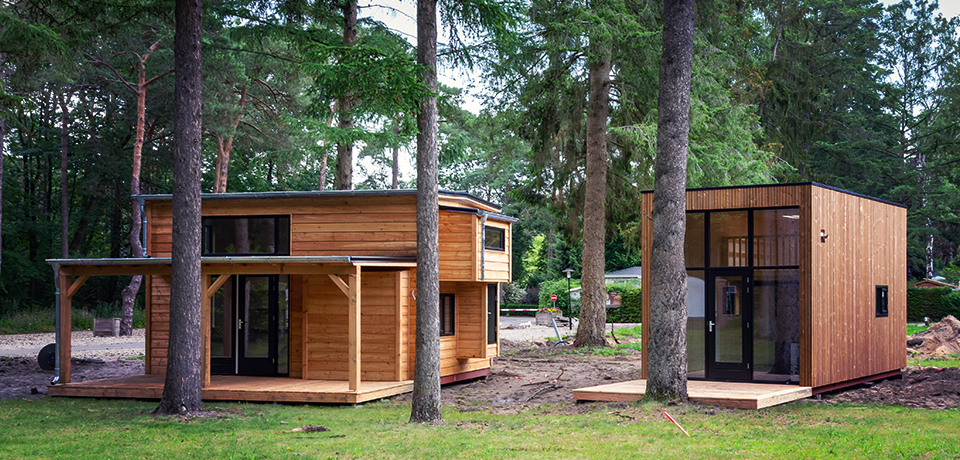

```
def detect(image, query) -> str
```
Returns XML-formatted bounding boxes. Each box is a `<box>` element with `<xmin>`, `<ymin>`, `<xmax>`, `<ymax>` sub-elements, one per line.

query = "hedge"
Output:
<box><xmin>906</xmin><ymin>286</ymin><xmax>960</xmax><ymax>322</ymax></box>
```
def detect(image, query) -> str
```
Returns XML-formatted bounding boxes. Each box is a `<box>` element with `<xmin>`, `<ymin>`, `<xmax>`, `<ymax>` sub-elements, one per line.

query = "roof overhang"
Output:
<box><xmin>47</xmin><ymin>256</ymin><xmax>417</xmax><ymax>277</ymax></box>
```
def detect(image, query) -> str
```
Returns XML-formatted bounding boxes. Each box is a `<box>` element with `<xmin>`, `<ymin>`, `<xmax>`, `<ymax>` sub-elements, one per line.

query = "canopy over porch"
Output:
<box><xmin>46</xmin><ymin>256</ymin><xmax>417</xmax><ymax>392</ymax></box>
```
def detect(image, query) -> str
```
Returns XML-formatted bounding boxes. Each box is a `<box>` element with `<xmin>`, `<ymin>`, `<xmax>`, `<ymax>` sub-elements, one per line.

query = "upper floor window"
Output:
<box><xmin>484</xmin><ymin>226</ymin><xmax>505</xmax><ymax>251</ymax></box>
<box><xmin>202</xmin><ymin>215</ymin><xmax>290</xmax><ymax>256</ymax></box>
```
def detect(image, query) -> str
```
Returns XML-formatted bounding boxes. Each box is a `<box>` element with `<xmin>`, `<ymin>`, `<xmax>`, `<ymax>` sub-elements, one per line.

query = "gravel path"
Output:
<box><xmin>0</xmin><ymin>329</ymin><xmax>146</xmax><ymax>361</ymax></box>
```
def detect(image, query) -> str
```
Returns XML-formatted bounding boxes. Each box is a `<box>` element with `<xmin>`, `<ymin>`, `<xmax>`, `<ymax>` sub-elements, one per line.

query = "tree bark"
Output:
<box><xmin>645</xmin><ymin>0</ymin><xmax>695</xmax><ymax>402</ymax></box>
<box><xmin>155</xmin><ymin>0</ymin><xmax>204</xmax><ymax>416</ymax></box>
<box><xmin>335</xmin><ymin>0</ymin><xmax>358</xmax><ymax>190</ymax></box>
<box><xmin>574</xmin><ymin>42</ymin><xmax>611</xmax><ymax>348</ymax></box>
<box><xmin>0</xmin><ymin>54</ymin><xmax>5</xmax><ymax>283</ymax></box>
<box><xmin>212</xmin><ymin>85</ymin><xmax>247</xmax><ymax>193</ymax></box>
<box><xmin>410</xmin><ymin>0</ymin><xmax>443</xmax><ymax>425</ymax></box>
<box><xmin>58</xmin><ymin>93</ymin><xmax>69</xmax><ymax>259</ymax></box>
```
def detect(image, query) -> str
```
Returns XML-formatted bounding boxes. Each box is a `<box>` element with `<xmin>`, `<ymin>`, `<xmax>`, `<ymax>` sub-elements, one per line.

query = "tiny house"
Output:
<box><xmin>48</xmin><ymin>190</ymin><xmax>513</xmax><ymax>403</ymax></box>
<box><xmin>640</xmin><ymin>183</ymin><xmax>906</xmax><ymax>391</ymax></box>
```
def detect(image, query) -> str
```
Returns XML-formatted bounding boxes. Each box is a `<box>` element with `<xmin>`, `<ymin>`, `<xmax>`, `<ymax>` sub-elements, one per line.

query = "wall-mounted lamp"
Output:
<box><xmin>820</xmin><ymin>229</ymin><xmax>829</xmax><ymax>243</ymax></box>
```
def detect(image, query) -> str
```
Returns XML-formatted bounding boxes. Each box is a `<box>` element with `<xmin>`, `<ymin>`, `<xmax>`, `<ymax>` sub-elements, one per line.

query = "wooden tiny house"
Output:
<box><xmin>640</xmin><ymin>183</ymin><xmax>906</xmax><ymax>391</ymax></box>
<box><xmin>47</xmin><ymin>190</ymin><xmax>513</xmax><ymax>403</ymax></box>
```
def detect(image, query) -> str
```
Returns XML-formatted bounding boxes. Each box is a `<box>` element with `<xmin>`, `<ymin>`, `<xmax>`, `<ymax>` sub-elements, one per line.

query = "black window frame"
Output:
<box><xmin>876</xmin><ymin>285</ymin><xmax>889</xmax><ymax>318</ymax></box>
<box><xmin>202</xmin><ymin>215</ymin><xmax>291</xmax><ymax>256</ymax></box>
<box><xmin>484</xmin><ymin>226</ymin><xmax>506</xmax><ymax>251</ymax></box>
<box><xmin>440</xmin><ymin>293</ymin><xmax>456</xmax><ymax>336</ymax></box>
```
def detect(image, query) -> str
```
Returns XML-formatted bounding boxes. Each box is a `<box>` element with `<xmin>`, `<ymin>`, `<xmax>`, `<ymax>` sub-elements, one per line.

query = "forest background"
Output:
<box><xmin>0</xmin><ymin>0</ymin><xmax>958</xmax><ymax>320</ymax></box>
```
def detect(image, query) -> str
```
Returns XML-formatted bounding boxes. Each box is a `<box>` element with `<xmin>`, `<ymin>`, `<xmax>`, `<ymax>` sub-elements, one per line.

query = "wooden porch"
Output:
<box><xmin>573</xmin><ymin>380</ymin><xmax>813</xmax><ymax>410</ymax></box>
<box><xmin>47</xmin><ymin>374</ymin><xmax>414</xmax><ymax>405</ymax></box>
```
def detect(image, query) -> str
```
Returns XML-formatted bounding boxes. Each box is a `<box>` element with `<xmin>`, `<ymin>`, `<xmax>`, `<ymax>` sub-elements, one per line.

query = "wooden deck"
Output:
<box><xmin>573</xmin><ymin>380</ymin><xmax>812</xmax><ymax>410</ymax></box>
<box><xmin>48</xmin><ymin>375</ymin><xmax>413</xmax><ymax>404</ymax></box>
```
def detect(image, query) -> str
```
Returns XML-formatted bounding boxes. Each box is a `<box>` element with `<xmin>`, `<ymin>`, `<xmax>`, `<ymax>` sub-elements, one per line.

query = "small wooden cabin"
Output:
<box><xmin>48</xmin><ymin>190</ymin><xmax>513</xmax><ymax>403</ymax></box>
<box><xmin>640</xmin><ymin>183</ymin><xmax>906</xmax><ymax>392</ymax></box>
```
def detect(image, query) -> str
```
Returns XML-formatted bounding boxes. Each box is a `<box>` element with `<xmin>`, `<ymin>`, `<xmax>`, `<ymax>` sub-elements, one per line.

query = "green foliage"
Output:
<box><xmin>906</xmin><ymin>324</ymin><xmax>929</xmax><ymax>335</ymax></box>
<box><xmin>538</xmin><ymin>278</ymin><xmax>579</xmax><ymax>315</ymax></box>
<box><xmin>500</xmin><ymin>282</ymin><xmax>527</xmax><ymax>305</ymax></box>
<box><xmin>605</xmin><ymin>283</ymin><xmax>642</xmax><ymax>323</ymax></box>
<box><xmin>906</xmin><ymin>287</ymin><xmax>960</xmax><ymax>322</ymax></box>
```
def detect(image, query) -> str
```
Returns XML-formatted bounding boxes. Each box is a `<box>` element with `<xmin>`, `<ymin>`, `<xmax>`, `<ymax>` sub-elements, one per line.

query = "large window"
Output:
<box><xmin>203</xmin><ymin>215</ymin><xmax>290</xmax><ymax>256</ymax></box>
<box><xmin>440</xmin><ymin>294</ymin><xmax>456</xmax><ymax>336</ymax></box>
<box><xmin>484</xmin><ymin>226</ymin><xmax>505</xmax><ymax>251</ymax></box>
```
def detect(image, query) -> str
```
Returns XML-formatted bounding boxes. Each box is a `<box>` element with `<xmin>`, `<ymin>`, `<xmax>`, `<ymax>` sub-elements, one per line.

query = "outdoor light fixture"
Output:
<box><xmin>562</xmin><ymin>268</ymin><xmax>574</xmax><ymax>331</ymax></box>
<box><xmin>820</xmin><ymin>229</ymin><xmax>829</xmax><ymax>242</ymax></box>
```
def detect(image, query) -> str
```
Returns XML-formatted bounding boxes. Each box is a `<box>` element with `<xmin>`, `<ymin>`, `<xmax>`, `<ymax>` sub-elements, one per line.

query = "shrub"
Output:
<box><xmin>606</xmin><ymin>283</ymin><xmax>642</xmax><ymax>323</ymax></box>
<box><xmin>907</xmin><ymin>286</ymin><xmax>960</xmax><ymax>322</ymax></box>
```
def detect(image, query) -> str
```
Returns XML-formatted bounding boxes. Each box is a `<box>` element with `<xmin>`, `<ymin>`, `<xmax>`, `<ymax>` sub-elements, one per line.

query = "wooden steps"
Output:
<box><xmin>48</xmin><ymin>375</ymin><xmax>413</xmax><ymax>404</ymax></box>
<box><xmin>573</xmin><ymin>379</ymin><xmax>812</xmax><ymax>409</ymax></box>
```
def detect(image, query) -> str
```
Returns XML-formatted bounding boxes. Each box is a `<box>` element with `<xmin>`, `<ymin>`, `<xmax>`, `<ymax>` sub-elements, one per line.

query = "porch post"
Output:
<box><xmin>201</xmin><ymin>274</ymin><xmax>211</xmax><ymax>388</ymax></box>
<box><xmin>57</xmin><ymin>270</ymin><xmax>72</xmax><ymax>384</ymax></box>
<box><xmin>348</xmin><ymin>266</ymin><xmax>361</xmax><ymax>391</ymax></box>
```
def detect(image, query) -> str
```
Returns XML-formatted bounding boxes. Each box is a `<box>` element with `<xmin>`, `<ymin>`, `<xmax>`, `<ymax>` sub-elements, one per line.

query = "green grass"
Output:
<box><xmin>912</xmin><ymin>353</ymin><xmax>960</xmax><ymax>369</ymax></box>
<box><xmin>0</xmin><ymin>398</ymin><xmax>957</xmax><ymax>459</ymax></box>
<box><xmin>611</xmin><ymin>324</ymin><xmax>642</xmax><ymax>338</ymax></box>
<box><xmin>907</xmin><ymin>324</ymin><xmax>930</xmax><ymax>335</ymax></box>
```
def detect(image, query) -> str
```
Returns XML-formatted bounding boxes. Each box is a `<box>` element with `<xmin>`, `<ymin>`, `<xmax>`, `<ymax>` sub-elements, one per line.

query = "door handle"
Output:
<box><xmin>238</xmin><ymin>318</ymin><xmax>244</xmax><ymax>330</ymax></box>
<box><xmin>708</xmin><ymin>320</ymin><xmax>715</xmax><ymax>332</ymax></box>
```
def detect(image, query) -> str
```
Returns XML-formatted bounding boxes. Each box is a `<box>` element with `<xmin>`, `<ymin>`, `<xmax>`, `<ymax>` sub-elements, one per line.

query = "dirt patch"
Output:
<box><xmin>820</xmin><ymin>367</ymin><xmax>960</xmax><ymax>410</ymax></box>
<box><xmin>907</xmin><ymin>316</ymin><xmax>960</xmax><ymax>359</ymax></box>
<box><xmin>394</xmin><ymin>338</ymin><xmax>643</xmax><ymax>413</ymax></box>
<box><xmin>0</xmin><ymin>355</ymin><xmax>144</xmax><ymax>399</ymax></box>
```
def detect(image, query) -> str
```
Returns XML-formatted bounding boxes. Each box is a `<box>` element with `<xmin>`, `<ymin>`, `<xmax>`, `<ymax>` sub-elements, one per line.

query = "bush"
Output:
<box><xmin>606</xmin><ymin>283</ymin><xmax>642</xmax><ymax>323</ymax></box>
<box><xmin>907</xmin><ymin>286</ymin><xmax>960</xmax><ymax>322</ymax></box>
<box><xmin>538</xmin><ymin>278</ymin><xmax>579</xmax><ymax>315</ymax></box>
<box><xmin>501</xmin><ymin>282</ymin><xmax>527</xmax><ymax>305</ymax></box>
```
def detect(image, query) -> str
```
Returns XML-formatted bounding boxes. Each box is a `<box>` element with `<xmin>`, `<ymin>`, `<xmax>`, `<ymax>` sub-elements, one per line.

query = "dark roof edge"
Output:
<box><xmin>134</xmin><ymin>189</ymin><xmax>502</xmax><ymax>211</ymax></box>
<box><xmin>640</xmin><ymin>182</ymin><xmax>907</xmax><ymax>209</ymax></box>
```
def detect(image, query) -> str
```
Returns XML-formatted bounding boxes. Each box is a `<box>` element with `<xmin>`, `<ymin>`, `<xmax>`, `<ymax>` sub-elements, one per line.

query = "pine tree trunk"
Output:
<box><xmin>155</xmin><ymin>0</ymin><xmax>204</xmax><ymax>416</ymax></box>
<box><xmin>574</xmin><ymin>42</ymin><xmax>611</xmax><ymax>348</ymax></box>
<box><xmin>410</xmin><ymin>0</ymin><xmax>443</xmax><ymax>425</ymax></box>
<box><xmin>58</xmin><ymin>94</ymin><xmax>69</xmax><ymax>259</ymax></box>
<box><xmin>0</xmin><ymin>54</ymin><xmax>5</xmax><ymax>283</ymax></box>
<box><xmin>645</xmin><ymin>0</ymin><xmax>695</xmax><ymax>402</ymax></box>
<box><xmin>335</xmin><ymin>1</ymin><xmax>358</xmax><ymax>191</ymax></box>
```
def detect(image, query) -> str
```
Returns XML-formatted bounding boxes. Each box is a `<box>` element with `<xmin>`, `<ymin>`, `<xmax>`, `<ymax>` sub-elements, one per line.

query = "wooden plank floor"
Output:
<box><xmin>48</xmin><ymin>375</ymin><xmax>414</xmax><ymax>404</ymax></box>
<box><xmin>573</xmin><ymin>380</ymin><xmax>813</xmax><ymax>409</ymax></box>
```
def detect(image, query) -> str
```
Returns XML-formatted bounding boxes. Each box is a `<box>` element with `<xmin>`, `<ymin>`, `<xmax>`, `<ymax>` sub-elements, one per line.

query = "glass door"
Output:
<box><xmin>211</xmin><ymin>275</ymin><xmax>289</xmax><ymax>376</ymax></box>
<box><xmin>706</xmin><ymin>270</ymin><xmax>753</xmax><ymax>381</ymax></box>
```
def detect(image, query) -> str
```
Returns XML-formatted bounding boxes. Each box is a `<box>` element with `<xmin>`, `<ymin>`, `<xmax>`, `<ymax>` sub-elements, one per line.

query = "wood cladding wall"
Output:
<box><xmin>438</xmin><ymin>211</ymin><xmax>476</xmax><ymax>281</ymax></box>
<box><xmin>303</xmin><ymin>272</ymin><xmax>401</xmax><ymax>381</ymax></box>
<box><xmin>482</xmin><ymin>220</ymin><xmax>512</xmax><ymax>282</ymax></box>
<box><xmin>641</xmin><ymin>184</ymin><xmax>906</xmax><ymax>389</ymax></box>
<box><xmin>808</xmin><ymin>187</ymin><xmax>907</xmax><ymax>388</ymax></box>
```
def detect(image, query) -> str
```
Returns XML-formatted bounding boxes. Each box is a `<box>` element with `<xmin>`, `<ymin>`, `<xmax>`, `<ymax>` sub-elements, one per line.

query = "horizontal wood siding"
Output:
<box><xmin>482</xmin><ymin>220</ymin><xmax>511</xmax><ymax>282</ymax></box>
<box><xmin>406</xmin><ymin>276</ymin><xmax>494</xmax><ymax>377</ymax></box>
<box><xmin>455</xmin><ymin>283</ymin><xmax>485</xmax><ymax>358</ymax></box>
<box><xmin>147</xmin><ymin>276</ymin><xmax>171</xmax><ymax>374</ymax></box>
<box><xmin>304</xmin><ymin>273</ymin><xmax>400</xmax><ymax>381</ymax></box>
<box><xmin>147</xmin><ymin>204</ymin><xmax>173</xmax><ymax>257</ymax></box>
<box><xmin>439</xmin><ymin>211</ymin><xmax>476</xmax><ymax>281</ymax></box>
<box><xmin>809</xmin><ymin>186</ymin><xmax>906</xmax><ymax>388</ymax></box>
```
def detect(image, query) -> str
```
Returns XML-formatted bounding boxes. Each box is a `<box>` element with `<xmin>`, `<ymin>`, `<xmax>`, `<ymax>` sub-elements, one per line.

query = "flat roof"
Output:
<box><xmin>134</xmin><ymin>189</ymin><xmax>503</xmax><ymax>212</ymax></box>
<box><xmin>47</xmin><ymin>256</ymin><xmax>418</xmax><ymax>276</ymax></box>
<box><xmin>640</xmin><ymin>182</ymin><xmax>907</xmax><ymax>209</ymax></box>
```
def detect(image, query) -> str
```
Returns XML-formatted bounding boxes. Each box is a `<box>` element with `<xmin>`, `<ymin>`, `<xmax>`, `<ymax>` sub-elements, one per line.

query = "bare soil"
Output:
<box><xmin>1</xmin><ymin>330</ymin><xmax>958</xmax><ymax>410</ymax></box>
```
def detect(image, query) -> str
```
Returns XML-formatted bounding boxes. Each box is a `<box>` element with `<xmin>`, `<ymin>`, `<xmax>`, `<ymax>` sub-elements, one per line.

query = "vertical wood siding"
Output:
<box><xmin>641</xmin><ymin>184</ymin><xmax>905</xmax><ymax>389</ymax></box>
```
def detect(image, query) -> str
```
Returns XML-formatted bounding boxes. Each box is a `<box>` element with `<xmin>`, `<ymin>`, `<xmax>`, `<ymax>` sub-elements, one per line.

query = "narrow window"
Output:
<box><xmin>440</xmin><ymin>293</ymin><xmax>456</xmax><ymax>336</ymax></box>
<box><xmin>876</xmin><ymin>285</ymin><xmax>888</xmax><ymax>318</ymax></box>
<box><xmin>484</xmin><ymin>226</ymin><xmax>505</xmax><ymax>251</ymax></box>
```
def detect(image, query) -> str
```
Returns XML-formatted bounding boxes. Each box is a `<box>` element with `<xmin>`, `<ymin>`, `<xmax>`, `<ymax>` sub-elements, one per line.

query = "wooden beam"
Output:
<box><xmin>201</xmin><ymin>275</ymin><xmax>212</xmax><ymax>388</ymax></box>
<box><xmin>205</xmin><ymin>273</ymin><xmax>231</xmax><ymax>299</ymax></box>
<box><xmin>328</xmin><ymin>274</ymin><xmax>349</xmax><ymax>297</ymax></box>
<box><xmin>348</xmin><ymin>266</ymin><xmax>361</xmax><ymax>391</ymax></box>
<box><xmin>58</xmin><ymin>271</ymin><xmax>72</xmax><ymax>384</ymax></box>
<box><xmin>145</xmin><ymin>275</ymin><xmax>152</xmax><ymax>375</ymax></box>
<box><xmin>65</xmin><ymin>275</ymin><xmax>89</xmax><ymax>299</ymax></box>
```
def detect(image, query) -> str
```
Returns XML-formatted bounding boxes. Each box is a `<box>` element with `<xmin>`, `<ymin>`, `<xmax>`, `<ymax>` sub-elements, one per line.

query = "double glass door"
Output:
<box><xmin>211</xmin><ymin>275</ymin><xmax>289</xmax><ymax>376</ymax></box>
<box><xmin>705</xmin><ymin>270</ymin><xmax>752</xmax><ymax>381</ymax></box>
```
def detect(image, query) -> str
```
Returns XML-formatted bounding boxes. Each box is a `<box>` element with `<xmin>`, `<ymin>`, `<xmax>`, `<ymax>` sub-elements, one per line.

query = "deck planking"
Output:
<box><xmin>48</xmin><ymin>375</ymin><xmax>413</xmax><ymax>404</ymax></box>
<box><xmin>573</xmin><ymin>379</ymin><xmax>813</xmax><ymax>410</ymax></box>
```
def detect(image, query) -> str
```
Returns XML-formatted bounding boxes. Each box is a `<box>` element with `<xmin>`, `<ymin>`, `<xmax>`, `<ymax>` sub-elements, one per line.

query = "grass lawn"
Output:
<box><xmin>1</xmin><ymin>398</ymin><xmax>957</xmax><ymax>459</ymax></box>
